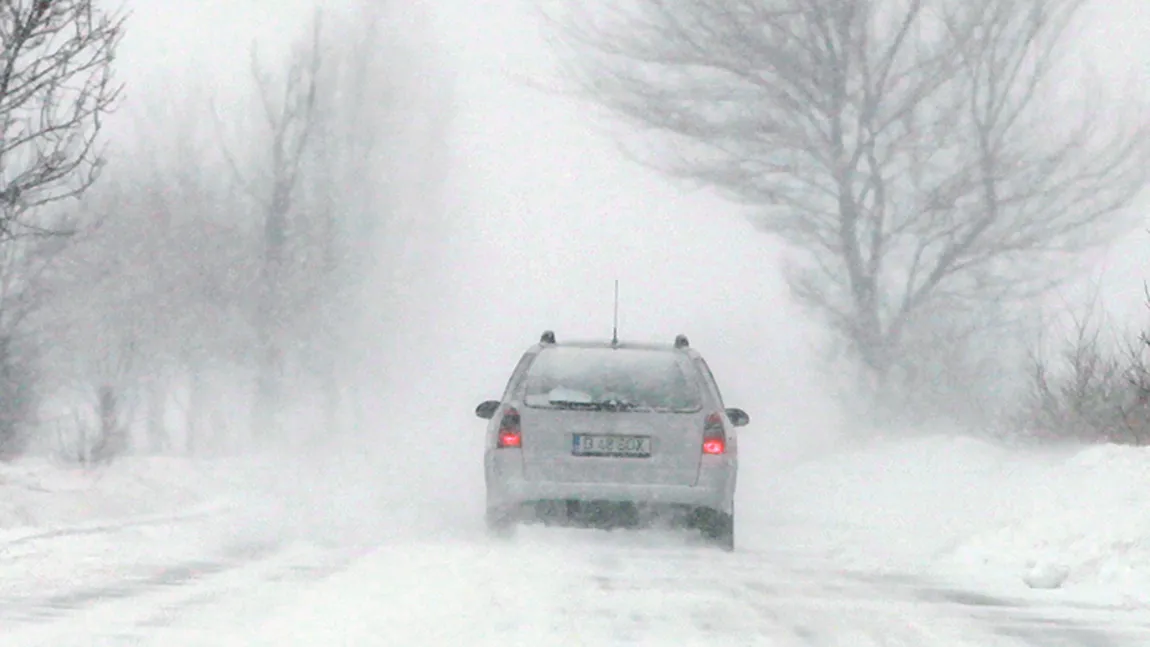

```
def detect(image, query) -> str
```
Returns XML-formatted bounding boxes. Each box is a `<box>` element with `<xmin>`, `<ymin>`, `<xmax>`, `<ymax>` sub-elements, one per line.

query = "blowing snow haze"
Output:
<box><xmin>2</xmin><ymin>0</ymin><xmax>1150</xmax><ymax>645</ymax></box>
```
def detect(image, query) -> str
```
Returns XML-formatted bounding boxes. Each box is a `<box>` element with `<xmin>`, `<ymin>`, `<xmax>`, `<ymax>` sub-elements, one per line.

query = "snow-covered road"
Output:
<box><xmin>236</xmin><ymin>528</ymin><xmax>1150</xmax><ymax>647</ymax></box>
<box><xmin>4</xmin><ymin>515</ymin><xmax>1150</xmax><ymax>647</ymax></box>
<box><xmin>7</xmin><ymin>436</ymin><xmax>1150</xmax><ymax>646</ymax></box>
<box><xmin>0</xmin><ymin>505</ymin><xmax>363</xmax><ymax>647</ymax></box>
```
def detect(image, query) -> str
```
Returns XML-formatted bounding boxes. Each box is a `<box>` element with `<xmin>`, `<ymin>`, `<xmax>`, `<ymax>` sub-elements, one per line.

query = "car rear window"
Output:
<box><xmin>522</xmin><ymin>347</ymin><xmax>702</xmax><ymax>412</ymax></box>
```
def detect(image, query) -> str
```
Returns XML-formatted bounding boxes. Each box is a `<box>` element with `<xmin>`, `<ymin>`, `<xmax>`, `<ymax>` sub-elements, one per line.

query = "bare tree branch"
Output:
<box><xmin>0</xmin><ymin>0</ymin><xmax>125</xmax><ymax>239</ymax></box>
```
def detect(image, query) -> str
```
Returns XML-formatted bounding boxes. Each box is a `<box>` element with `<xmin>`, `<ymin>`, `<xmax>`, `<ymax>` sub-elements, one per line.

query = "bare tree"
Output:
<box><xmin>292</xmin><ymin>11</ymin><xmax>379</xmax><ymax>439</ymax></box>
<box><xmin>205</xmin><ymin>4</ymin><xmax>455</xmax><ymax>446</ymax></box>
<box><xmin>0</xmin><ymin>324</ymin><xmax>35</xmax><ymax>457</ymax></box>
<box><xmin>0</xmin><ymin>228</ymin><xmax>76</xmax><ymax>457</ymax></box>
<box><xmin>38</xmin><ymin>103</ymin><xmax>262</xmax><ymax>459</ymax></box>
<box><xmin>0</xmin><ymin>219</ymin><xmax>84</xmax><ymax>456</ymax></box>
<box><xmin>0</xmin><ymin>0</ymin><xmax>123</xmax><ymax>456</ymax></box>
<box><xmin>215</xmin><ymin>14</ymin><xmax>323</xmax><ymax>442</ymax></box>
<box><xmin>548</xmin><ymin>0</ymin><xmax>1150</xmax><ymax>410</ymax></box>
<box><xmin>0</xmin><ymin>0</ymin><xmax>124</xmax><ymax>237</ymax></box>
<box><xmin>83</xmin><ymin>76</ymin><xmax>258</xmax><ymax>456</ymax></box>
<box><xmin>290</xmin><ymin>2</ymin><xmax>456</xmax><ymax>439</ymax></box>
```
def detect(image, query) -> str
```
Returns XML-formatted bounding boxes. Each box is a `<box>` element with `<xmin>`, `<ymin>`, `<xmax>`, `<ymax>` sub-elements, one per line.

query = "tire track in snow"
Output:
<box><xmin>504</xmin><ymin>536</ymin><xmax>920</xmax><ymax>645</ymax></box>
<box><xmin>520</xmin><ymin>534</ymin><xmax>1150</xmax><ymax>647</ymax></box>
<box><xmin>131</xmin><ymin>543</ymin><xmax>368</xmax><ymax>631</ymax></box>
<box><xmin>0</xmin><ymin>539</ymin><xmax>281</xmax><ymax>625</ymax></box>
<box><xmin>2</xmin><ymin>539</ymin><xmax>372</xmax><ymax>647</ymax></box>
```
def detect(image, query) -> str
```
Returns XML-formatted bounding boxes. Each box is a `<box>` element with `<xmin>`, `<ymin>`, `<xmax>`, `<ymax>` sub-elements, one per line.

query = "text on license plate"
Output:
<box><xmin>572</xmin><ymin>434</ymin><xmax>651</xmax><ymax>457</ymax></box>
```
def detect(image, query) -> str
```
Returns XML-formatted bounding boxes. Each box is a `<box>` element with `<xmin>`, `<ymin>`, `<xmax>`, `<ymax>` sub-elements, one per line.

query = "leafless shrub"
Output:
<box><xmin>1020</xmin><ymin>289</ymin><xmax>1150</xmax><ymax>445</ymax></box>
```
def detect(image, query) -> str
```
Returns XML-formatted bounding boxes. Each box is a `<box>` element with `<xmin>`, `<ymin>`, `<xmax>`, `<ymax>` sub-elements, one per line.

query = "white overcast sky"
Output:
<box><xmin>112</xmin><ymin>0</ymin><xmax>1150</xmax><ymax>427</ymax></box>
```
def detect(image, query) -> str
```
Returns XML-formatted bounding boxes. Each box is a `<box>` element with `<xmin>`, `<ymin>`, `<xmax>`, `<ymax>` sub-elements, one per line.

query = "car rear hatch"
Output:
<box><xmin>515</xmin><ymin>345</ymin><xmax>706</xmax><ymax>487</ymax></box>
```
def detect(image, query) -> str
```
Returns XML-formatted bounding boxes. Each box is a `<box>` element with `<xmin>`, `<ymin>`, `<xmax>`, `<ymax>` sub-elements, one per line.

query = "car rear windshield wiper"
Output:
<box><xmin>589</xmin><ymin>399</ymin><xmax>646</xmax><ymax>411</ymax></box>
<box><xmin>545</xmin><ymin>399</ymin><xmax>641</xmax><ymax>411</ymax></box>
<box><xmin>547</xmin><ymin>399</ymin><xmax>604</xmax><ymax>410</ymax></box>
<box><xmin>545</xmin><ymin>399</ymin><xmax>684</xmax><ymax>412</ymax></box>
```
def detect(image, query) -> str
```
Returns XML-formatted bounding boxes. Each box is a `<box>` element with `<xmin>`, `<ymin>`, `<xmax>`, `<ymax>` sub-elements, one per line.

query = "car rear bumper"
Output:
<box><xmin>486</xmin><ymin>466</ymin><xmax>734</xmax><ymax>515</ymax></box>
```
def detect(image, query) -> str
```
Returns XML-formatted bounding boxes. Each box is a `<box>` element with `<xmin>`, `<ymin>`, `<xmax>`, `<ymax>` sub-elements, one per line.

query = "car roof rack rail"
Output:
<box><xmin>540</xmin><ymin>330</ymin><xmax>556</xmax><ymax>344</ymax></box>
<box><xmin>674</xmin><ymin>334</ymin><xmax>689</xmax><ymax>349</ymax></box>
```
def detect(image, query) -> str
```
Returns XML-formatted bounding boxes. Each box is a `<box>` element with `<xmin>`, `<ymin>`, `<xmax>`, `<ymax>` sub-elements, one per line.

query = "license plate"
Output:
<box><xmin>572</xmin><ymin>434</ymin><xmax>651</xmax><ymax>457</ymax></box>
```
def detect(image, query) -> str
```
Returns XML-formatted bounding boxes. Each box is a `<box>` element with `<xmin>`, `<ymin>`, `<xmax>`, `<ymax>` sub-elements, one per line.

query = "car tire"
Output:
<box><xmin>485</xmin><ymin>507</ymin><xmax>516</xmax><ymax>539</ymax></box>
<box><xmin>698</xmin><ymin>507</ymin><xmax>734</xmax><ymax>552</ymax></box>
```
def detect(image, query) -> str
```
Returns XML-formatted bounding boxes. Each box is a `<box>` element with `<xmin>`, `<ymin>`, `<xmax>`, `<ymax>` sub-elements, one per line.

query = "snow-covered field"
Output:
<box><xmin>4</xmin><ymin>431</ymin><xmax>1150</xmax><ymax>644</ymax></box>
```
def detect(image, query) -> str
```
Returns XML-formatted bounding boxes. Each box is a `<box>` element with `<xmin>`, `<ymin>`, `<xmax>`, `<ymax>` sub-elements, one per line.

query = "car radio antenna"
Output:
<box><xmin>612</xmin><ymin>279</ymin><xmax>619</xmax><ymax>347</ymax></box>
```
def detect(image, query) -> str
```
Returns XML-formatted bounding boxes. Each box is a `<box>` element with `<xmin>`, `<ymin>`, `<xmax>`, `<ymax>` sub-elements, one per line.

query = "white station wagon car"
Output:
<box><xmin>475</xmin><ymin>331</ymin><xmax>749</xmax><ymax>550</ymax></box>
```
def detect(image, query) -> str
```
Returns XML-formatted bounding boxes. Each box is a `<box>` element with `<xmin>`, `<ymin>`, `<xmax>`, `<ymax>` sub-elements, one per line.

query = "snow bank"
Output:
<box><xmin>0</xmin><ymin>457</ymin><xmax>225</xmax><ymax>537</ymax></box>
<box><xmin>944</xmin><ymin>443</ymin><xmax>1150</xmax><ymax>605</ymax></box>
<box><xmin>747</xmin><ymin>433</ymin><xmax>1150</xmax><ymax>605</ymax></box>
<box><xmin>0</xmin><ymin>435</ymin><xmax>481</xmax><ymax>550</ymax></box>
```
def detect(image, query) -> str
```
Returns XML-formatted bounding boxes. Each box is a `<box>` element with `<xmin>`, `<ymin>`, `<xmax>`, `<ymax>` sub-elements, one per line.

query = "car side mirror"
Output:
<box><xmin>475</xmin><ymin>400</ymin><xmax>501</xmax><ymax>420</ymax></box>
<box><xmin>725</xmin><ymin>407</ymin><xmax>750</xmax><ymax>427</ymax></box>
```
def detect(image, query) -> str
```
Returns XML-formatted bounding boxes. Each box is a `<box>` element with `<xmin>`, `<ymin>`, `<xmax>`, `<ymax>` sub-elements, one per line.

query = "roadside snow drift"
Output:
<box><xmin>747</xmin><ymin>433</ymin><xmax>1150</xmax><ymax>606</ymax></box>
<box><xmin>945</xmin><ymin>443</ymin><xmax>1150</xmax><ymax>605</ymax></box>
<box><xmin>0</xmin><ymin>458</ymin><xmax>220</xmax><ymax>537</ymax></box>
<box><xmin>0</xmin><ymin>440</ymin><xmax>479</xmax><ymax>548</ymax></box>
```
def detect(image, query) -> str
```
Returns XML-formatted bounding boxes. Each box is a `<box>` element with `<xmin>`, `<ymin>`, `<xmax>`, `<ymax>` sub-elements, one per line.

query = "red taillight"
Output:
<box><xmin>703</xmin><ymin>411</ymin><xmax>726</xmax><ymax>455</ymax></box>
<box><xmin>702</xmin><ymin>438</ymin><xmax>725</xmax><ymax>455</ymax></box>
<box><xmin>497</xmin><ymin>407</ymin><xmax>522</xmax><ymax>448</ymax></box>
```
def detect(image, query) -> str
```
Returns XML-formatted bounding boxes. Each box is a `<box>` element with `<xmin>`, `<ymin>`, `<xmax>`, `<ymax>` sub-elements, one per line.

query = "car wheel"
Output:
<box><xmin>698</xmin><ymin>507</ymin><xmax>734</xmax><ymax>552</ymax></box>
<box><xmin>485</xmin><ymin>507</ymin><xmax>516</xmax><ymax>539</ymax></box>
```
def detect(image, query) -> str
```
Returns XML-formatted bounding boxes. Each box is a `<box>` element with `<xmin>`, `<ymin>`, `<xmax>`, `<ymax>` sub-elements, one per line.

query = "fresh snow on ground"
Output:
<box><xmin>5</xmin><ymin>429</ymin><xmax>1150</xmax><ymax>644</ymax></box>
<box><xmin>751</xmin><ymin>433</ymin><xmax>1150</xmax><ymax>606</ymax></box>
<box><xmin>0</xmin><ymin>457</ymin><xmax>224</xmax><ymax>537</ymax></box>
<box><xmin>216</xmin><ymin>533</ymin><xmax>1007</xmax><ymax>647</ymax></box>
<box><xmin>944</xmin><ymin>443</ymin><xmax>1150</xmax><ymax>605</ymax></box>
<box><xmin>0</xmin><ymin>438</ymin><xmax>481</xmax><ymax>568</ymax></box>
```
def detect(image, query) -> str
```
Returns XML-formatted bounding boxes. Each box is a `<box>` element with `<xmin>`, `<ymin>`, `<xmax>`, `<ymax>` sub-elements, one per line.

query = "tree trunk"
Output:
<box><xmin>186</xmin><ymin>361</ymin><xmax>205</xmax><ymax>456</ymax></box>
<box><xmin>323</xmin><ymin>367</ymin><xmax>340</xmax><ymax>437</ymax></box>
<box><xmin>91</xmin><ymin>384</ymin><xmax>125</xmax><ymax>463</ymax></box>
<box><xmin>0</xmin><ymin>336</ymin><xmax>23</xmax><ymax>460</ymax></box>
<box><xmin>252</xmin><ymin>206</ymin><xmax>287</xmax><ymax>443</ymax></box>
<box><xmin>146</xmin><ymin>375</ymin><xmax>167</xmax><ymax>453</ymax></box>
